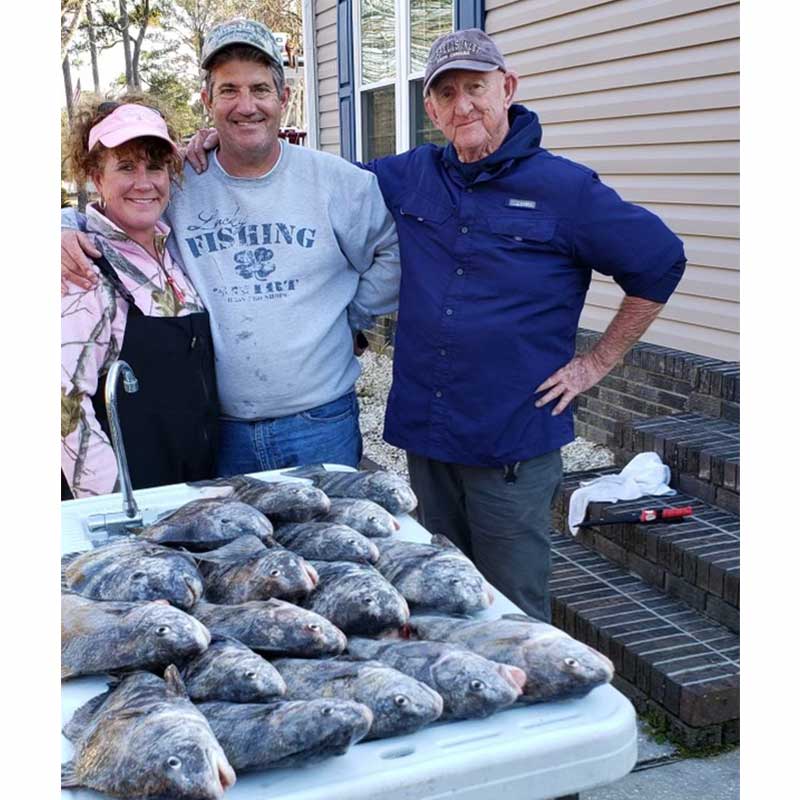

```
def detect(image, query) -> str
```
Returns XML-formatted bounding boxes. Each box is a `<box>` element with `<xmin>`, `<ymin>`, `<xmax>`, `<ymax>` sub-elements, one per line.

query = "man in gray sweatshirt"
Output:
<box><xmin>62</xmin><ymin>19</ymin><xmax>400</xmax><ymax>475</ymax></box>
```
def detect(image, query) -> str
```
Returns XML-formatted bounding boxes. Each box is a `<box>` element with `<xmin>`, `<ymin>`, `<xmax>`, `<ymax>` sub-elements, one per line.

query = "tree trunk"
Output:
<box><xmin>119</xmin><ymin>0</ymin><xmax>134</xmax><ymax>90</ymax></box>
<box><xmin>62</xmin><ymin>57</ymin><xmax>88</xmax><ymax>212</ymax></box>
<box><xmin>131</xmin><ymin>0</ymin><xmax>150</xmax><ymax>90</ymax></box>
<box><xmin>86</xmin><ymin>0</ymin><xmax>100</xmax><ymax>94</ymax></box>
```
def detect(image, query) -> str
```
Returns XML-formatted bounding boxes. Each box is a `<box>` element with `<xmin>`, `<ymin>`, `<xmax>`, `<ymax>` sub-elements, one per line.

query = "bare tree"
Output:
<box><xmin>85</xmin><ymin>0</ymin><xmax>101</xmax><ymax>93</ymax></box>
<box><xmin>62</xmin><ymin>0</ymin><xmax>89</xmax><ymax>60</ymax></box>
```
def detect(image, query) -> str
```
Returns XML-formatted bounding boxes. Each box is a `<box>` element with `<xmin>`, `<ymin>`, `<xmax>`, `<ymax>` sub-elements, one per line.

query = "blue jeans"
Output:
<box><xmin>216</xmin><ymin>390</ymin><xmax>363</xmax><ymax>476</ymax></box>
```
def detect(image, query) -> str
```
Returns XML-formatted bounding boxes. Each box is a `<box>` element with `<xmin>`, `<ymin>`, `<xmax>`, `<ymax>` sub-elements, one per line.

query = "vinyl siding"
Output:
<box><xmin>486</xmin><ymin>0</ymin><xmax>740</xmax><ymax>360</ymax></box>
<box><xmin>316</xmin><ymin>0</ymin><xmax>341</xmax><ymax>155</ymax></box>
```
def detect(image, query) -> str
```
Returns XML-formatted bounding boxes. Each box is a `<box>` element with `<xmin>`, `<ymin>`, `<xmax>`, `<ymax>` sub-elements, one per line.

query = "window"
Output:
<box><xmin>356</xmin><ymin>0</ymin><xmax>454</xmax><ymax>159</ymax></box>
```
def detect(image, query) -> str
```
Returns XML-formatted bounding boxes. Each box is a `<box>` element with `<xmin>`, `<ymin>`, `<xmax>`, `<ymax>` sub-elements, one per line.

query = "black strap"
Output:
<box><xmin>93</xmin><ymin>254</ymin><xmax>144</xmax><ymax>315</ymax></box>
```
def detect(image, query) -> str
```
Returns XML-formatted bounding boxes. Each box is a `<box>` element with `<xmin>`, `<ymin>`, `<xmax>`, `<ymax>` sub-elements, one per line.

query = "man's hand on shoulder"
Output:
<box><xmin>534</xmin><ymin>353</ymin><xmax>608</xmax><ymax>416</ymax></box>
<box><xmin>62</xmin><ymin>231</ymin><xmax>101</xmax><ymax>295</ymax></box>
<box><xmin>184</xmin><ymin>128</ymin><xmax>220</xmax><ymax>174</ymax></box>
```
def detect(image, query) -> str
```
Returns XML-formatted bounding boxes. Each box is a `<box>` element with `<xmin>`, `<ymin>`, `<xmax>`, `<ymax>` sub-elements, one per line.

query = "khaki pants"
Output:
<box><xmin>407</xmin><ymin>450</ymin><xmax>563</xmax><ymax>622</ymax></box>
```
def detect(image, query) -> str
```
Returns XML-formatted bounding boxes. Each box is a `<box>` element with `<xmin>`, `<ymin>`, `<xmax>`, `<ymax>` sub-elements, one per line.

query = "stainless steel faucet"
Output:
<box><xmin>86</xmin><ymin>360</ymin><xmax>144</xmax><ymax>536</ymax></box>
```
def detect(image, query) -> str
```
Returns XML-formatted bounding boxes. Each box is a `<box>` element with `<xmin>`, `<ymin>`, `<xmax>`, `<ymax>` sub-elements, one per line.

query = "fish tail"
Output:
<box><xmin>61</xmin><ymin>761</ymin><xmax>79</xmax><ymax>788</ymax></box>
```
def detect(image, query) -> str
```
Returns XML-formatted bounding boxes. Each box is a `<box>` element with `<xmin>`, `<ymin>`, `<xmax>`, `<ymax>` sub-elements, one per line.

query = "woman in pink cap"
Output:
<box><xmin>61</xmin><ymin>98</ymin><xmax>219</xmax><ymax>499</ymax></box>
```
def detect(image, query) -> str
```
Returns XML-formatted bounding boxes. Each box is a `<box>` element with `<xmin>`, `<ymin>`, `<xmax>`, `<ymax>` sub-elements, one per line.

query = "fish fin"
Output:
<box><xmin>60</xmin><ymin>551</ymin><xmax>84</xmax><ymax>588</ymax></box>
<box><xmin>281</xmin><ymin>464</ymin><xmax>327</xmax><ymax>479</ymax></box>
<box><xmin>190</xmin><ymin>535</ymin><xmax>268</xmax><ymax>563</ymax></box>
<box><xmin>430</xmin><ymin>533</ymin><xmax>458</xmax><ymax>550</ymax></box>
<box><xmin>62</xmin><ymin>690</ymin><xmax>111</xmax><ymax>741</ymax></box>
<box><xmin>502</xmin><ymin>612</ymin><xmax>546</xmax><ymax>624</ymax></box>
<box><xmin>61</xmin><ymin>760</ymin><xmax>80</xmax><ymax>788</ymax></box>
<box><xmin>164</xmin><ymin>664</ymin><xmax>190</xmax><ymax>699</ymax></box>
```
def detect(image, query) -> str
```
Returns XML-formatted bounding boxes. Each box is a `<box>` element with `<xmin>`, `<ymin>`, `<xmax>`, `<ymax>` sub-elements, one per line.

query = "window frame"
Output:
<box><xmin>354</xmin><ymin>0</ymin><xmax>454</xmax><ymax>160</ymax></box>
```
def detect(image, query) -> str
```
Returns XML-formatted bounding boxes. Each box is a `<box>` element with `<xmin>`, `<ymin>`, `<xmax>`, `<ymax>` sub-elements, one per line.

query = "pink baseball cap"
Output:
<box><xmin>88</xmin><ymin>104</ymin><xmax>178</xmax><ymax>153</ymax></box>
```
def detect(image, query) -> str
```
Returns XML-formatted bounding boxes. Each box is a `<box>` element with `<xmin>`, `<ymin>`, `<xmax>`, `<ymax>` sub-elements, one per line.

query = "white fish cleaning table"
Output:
<box><xmin>62</xmin><ymin>468</ymin><xmax>637</xmax><ymax>800</ymax></box>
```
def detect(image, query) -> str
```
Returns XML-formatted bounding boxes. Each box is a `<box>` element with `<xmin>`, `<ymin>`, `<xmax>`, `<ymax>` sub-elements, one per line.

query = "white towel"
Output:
<box><xmin>567</xmin><ymin>452</ymin><xmax>676</xmax><ymax>535</ymax></box>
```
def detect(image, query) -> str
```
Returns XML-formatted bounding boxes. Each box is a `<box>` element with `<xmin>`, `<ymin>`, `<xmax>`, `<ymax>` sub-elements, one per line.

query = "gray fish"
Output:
<box><xmin>180</xmin><ymin>636</ymin><xmax>286</xmax><ymax>703</ymax></box>
<box><xmin>62</xmin><ymin>539</ymin><xmax>204</xmax><ymax>610</ymax></box>
<box><xmin>192</xmin><ymin>598</ymin><xmax>347</xmax><ymax>657</ymax></box>
<box><xmin>273</xmin><ymin>521</ymin><xmax>380</xmax><ymax>563</ymax></box>
<box><xmin>192</xmin><ymin>535</ymin><xmax>318</xmax><ymax>604</ymax></box>
<box><xmin>61</xmin><ymin>592</ymin><xmax>211</xmax><ymax>680</ymax></box>
<box><xmin>318</xmin><ymin>498</ymin><xmax>399</xmax><ymax>538</ymax></box>
<box><xmin>304</xmin><ymin>561</ymin><xmax>410</xmax><ymax>636</ymax></box>
<box><xmin>346</xmin><ymin>637</ymin><xmax>525</xmax><ymax>720</ymax></box>
<box><xmin>408</xmin><ymin>613</ymin><xmax>615</xmax><ymax>703</ymax></box>
<box><xmin>285</xmin><ymin>465</ymin><xmax>417</xmax><ymax>515</ymax></box>
<box><xmin>374</xmin><ymin>537</ymin><xmax>494</xmax><ymax>614</ymax></box>
<box><xmin>193</xmin><ymin>475</ymin><xmax>331</xmax><ymax>522</ymax></box>
<box><xmin>199</xmin><ymin>698</ymin><xmax>372</xmax><ymax>771</ymax></box>
<box><xmin>140</xmin><ymin>498</ymin><xmax>275</xmax><ymax>551</ymax></box>
<box><xmin>273</xmin><ymin>657</ymin><xmax>443</xmax><ymax>740</ymax></box>
<box><xmin>62</xmin><ymin>665</ymin><xmax>235</xmax><ymax>799</ymax></box>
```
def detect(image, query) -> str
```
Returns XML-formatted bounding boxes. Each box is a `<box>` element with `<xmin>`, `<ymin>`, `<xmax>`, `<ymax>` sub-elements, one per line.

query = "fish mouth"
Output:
<box><xmin>499</xmin><ymin>665</ymin><xmax>527</xmax><ymax>694</ymax></box>
<box><xmin>305</xmin><ymin>562</ymin><xmax>319</xmax><ymax>587</ymax></box>
<box><xmin>216</xmin><ymin>758</ymin><xmax>236</xmax><ymax>795</ymax></box>
<box><xmin>185</xmin><ymin>577</ymin><xmax>202</xmax><ymax>607</ymax></box>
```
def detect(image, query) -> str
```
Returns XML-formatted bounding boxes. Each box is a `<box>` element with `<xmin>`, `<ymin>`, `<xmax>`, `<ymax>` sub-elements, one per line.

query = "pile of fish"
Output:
<box><xmin>61</xmin><ymin>466</ymin><xmax>613</xmax><ymax>798</ymax></box>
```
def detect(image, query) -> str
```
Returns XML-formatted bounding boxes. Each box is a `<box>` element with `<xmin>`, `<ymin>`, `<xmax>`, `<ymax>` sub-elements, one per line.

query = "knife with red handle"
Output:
<box><xmin>577</xmin><ymin>506</ymin><xmax>693</xmax><ymax>528</ymax></box>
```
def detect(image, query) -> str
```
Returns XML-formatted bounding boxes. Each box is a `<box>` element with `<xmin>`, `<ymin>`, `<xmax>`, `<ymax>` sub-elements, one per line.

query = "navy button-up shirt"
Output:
<box><xmin>365</xmin><ymin>106</ymin><xmax>685</xmax><ymax>467</ymax></box>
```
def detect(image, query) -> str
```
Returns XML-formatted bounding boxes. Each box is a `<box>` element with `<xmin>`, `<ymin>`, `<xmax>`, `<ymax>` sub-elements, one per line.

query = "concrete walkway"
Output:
<box><xmin>583</xmin><ymin>722</ymin><xmax>739</xmax><ymax>800</ymax></box>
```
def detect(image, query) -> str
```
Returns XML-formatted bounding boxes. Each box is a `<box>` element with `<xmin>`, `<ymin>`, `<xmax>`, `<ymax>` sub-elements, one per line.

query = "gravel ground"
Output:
<box><xmin>356</xmin><ymin>349</ymin><xmax>616</xmax><ymax>481</ymax></box>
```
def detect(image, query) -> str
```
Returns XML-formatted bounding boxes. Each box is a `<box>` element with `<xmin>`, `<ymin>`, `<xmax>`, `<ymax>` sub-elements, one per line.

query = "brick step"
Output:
<box><xmin>614</xmin><ymin>412</ymin><xmax>739</xmax><ymax>514</ymax></box>
<box><xmin>553</xmin><ymin>468</ymin><xmax>739</xmax><ymax>632</ymax></box>
<box><xmin>549</xmin><ymin>533</ymin><xmax>739</xmax><ymax>749</ymax></box>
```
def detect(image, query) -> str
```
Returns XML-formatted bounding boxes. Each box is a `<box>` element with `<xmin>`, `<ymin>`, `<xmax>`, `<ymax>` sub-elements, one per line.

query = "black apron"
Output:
<box><xmin>61</xmin><ymin>255</ymin><xmax>219</xmax><ymax>500</ymax></box>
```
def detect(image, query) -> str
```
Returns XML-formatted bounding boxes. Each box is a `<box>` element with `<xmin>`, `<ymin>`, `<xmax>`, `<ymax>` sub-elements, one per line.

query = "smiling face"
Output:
<box><xmin>92</xmin><ymin>144</ymin><xmax>170</xmax><ymax>237</ymax></box>
<box><xmin>201</xmin><ymin>57</ymin><xmax>290</xmax><ymax>176</ymax></box>
<box><xmin>424</xmin><ymin>68</ymin><xmax>518</xmax><ymax>162</ymax></box>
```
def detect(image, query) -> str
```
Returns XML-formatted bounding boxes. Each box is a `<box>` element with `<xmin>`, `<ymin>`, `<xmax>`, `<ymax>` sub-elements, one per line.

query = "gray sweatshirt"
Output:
<box><xmin>66</xmin><ymin>141</ymin><xmax>400</xmax><ymax>420</ymax></box>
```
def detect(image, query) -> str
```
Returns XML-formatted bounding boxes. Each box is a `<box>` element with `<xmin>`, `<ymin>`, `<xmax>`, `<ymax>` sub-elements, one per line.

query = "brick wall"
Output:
<box><xmin>573</xmin><ymin>330</ymin><xmax>740</xmax><ymax>449</ymax></box>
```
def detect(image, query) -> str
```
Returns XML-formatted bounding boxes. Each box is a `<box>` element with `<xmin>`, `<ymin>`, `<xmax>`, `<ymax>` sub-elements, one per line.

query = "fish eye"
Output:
<box><xmin>394</xmin><ymin>695</ymin><xmax>409</xmax><ymax>707</ymax></box>
<box><xmin>166</xmin><ymin>756</ymin><xmax>181</xmax><ymax>769</ymax></box>
<box><xmin>449</xmin><ymin>578</ymin><xmax>460</xmax><ymax>585</ymax></box>
<box><xmin>470</xmin><ymin>679</ymin><xmax>485</xmax><ymax>692</ymax></box>
<box><xmin>245</xmin><ymin>670</ymin><xmax>257</xmax><ymax>680</ymax></box>
<box><xmin>156</xmin><ymin>625</ymin><xmax>171</xmax><ymax>636</ymax></box>
<box><xmin>322</xmin><ymin>706</ymin><xmax>334</xmax><ymax>716</ymax></box>
<box><xmin>270</xmin><ymin>569</ymin><xmax>281</xmax><ymax>577</ymax></box>
<box><xmin>564</xmin><ymin>657</ymin><xmax>579</xmax><ymax>668</ymax></box>
<box><xmin>364</xmin><ymin>597</ymin><xmax>374</xmax><ymax>605</ymax></box>
<box><xmin>131</xmin><ymin>571</ymin><xmax>146</xmax><ymax>580</ymax></box>
<box><xmin>306</xmin><ymin>623</ymin><xmax>321</xmax><ymax>631</ymax></box>
<box><xmin>220</xmin><ymin>518</ymin><xmax>232</xmax><ymax>524</ymax></box>
<box><xmin>347</xmin><ymin>538</ymin><xmax>356</xmax><ymax>544</ymax></box>
<box><xmin>368</xmin><ymin>516</ymin><xmax>377</xmax><ymax>522</ymax></box>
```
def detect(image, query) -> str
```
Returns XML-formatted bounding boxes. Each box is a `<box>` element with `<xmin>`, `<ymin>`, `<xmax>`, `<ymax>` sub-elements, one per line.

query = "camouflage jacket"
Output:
<box><xmin>61</xmin><ymin>205</ymin><xmax>204</xmax><ymax>499</ymax></box>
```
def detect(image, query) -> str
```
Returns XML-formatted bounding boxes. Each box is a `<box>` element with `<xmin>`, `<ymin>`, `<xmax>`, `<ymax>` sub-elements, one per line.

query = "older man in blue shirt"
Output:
<box><xmin>360</xmin><ymin>30</ymin><xmax>685</xmax><ymax>621</ymax></box>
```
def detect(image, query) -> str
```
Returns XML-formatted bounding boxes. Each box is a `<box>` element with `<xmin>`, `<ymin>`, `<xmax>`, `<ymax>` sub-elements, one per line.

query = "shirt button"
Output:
<box><xmin>417</xmin><ymin>217</ymin><xmax>424</xmax><ymax>222</ymax></box>
<box><xmin>467</xmin><ymin>188</ymin><xmax>474</xmax><ymax>193</ymax></box>
<box><xmin>435</xmin><ymin>391</ymin><xmax>443</xmax><ymax>398</ymax></box>
<box><xmin>460</xmin><ymin>226</ymin><xmax>469</xmax><ymax>234</ymax></box>
<box><xmin>445</xmin><ymin>308</ymin><xmax>453</xmax><ymax>316</ymax></box>
<box><xmin>456</xmin><ymin>268</ymin><xmax>464</xmax><ymax>275</ymax></box>
<box><xmin>440</xmin><ymin>349</ymin><xmax>447</xmax><ymax>356</ymax></box>
<box><xmin>514</xmin><ymin>235</ymin><xmax>523</xmax><ymax>242</ymax></box>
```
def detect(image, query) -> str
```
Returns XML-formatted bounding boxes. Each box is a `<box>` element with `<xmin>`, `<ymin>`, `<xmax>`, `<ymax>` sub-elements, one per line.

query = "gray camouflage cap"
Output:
<box><xmin>423</xmin><ymin>29</ymin><xmax>506</xmax><ymax>95</ymax></box>
<box><xmin>201</xmin><ymin>18</ymin><xmax>284</xmax><ymax>77</ymax></box>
